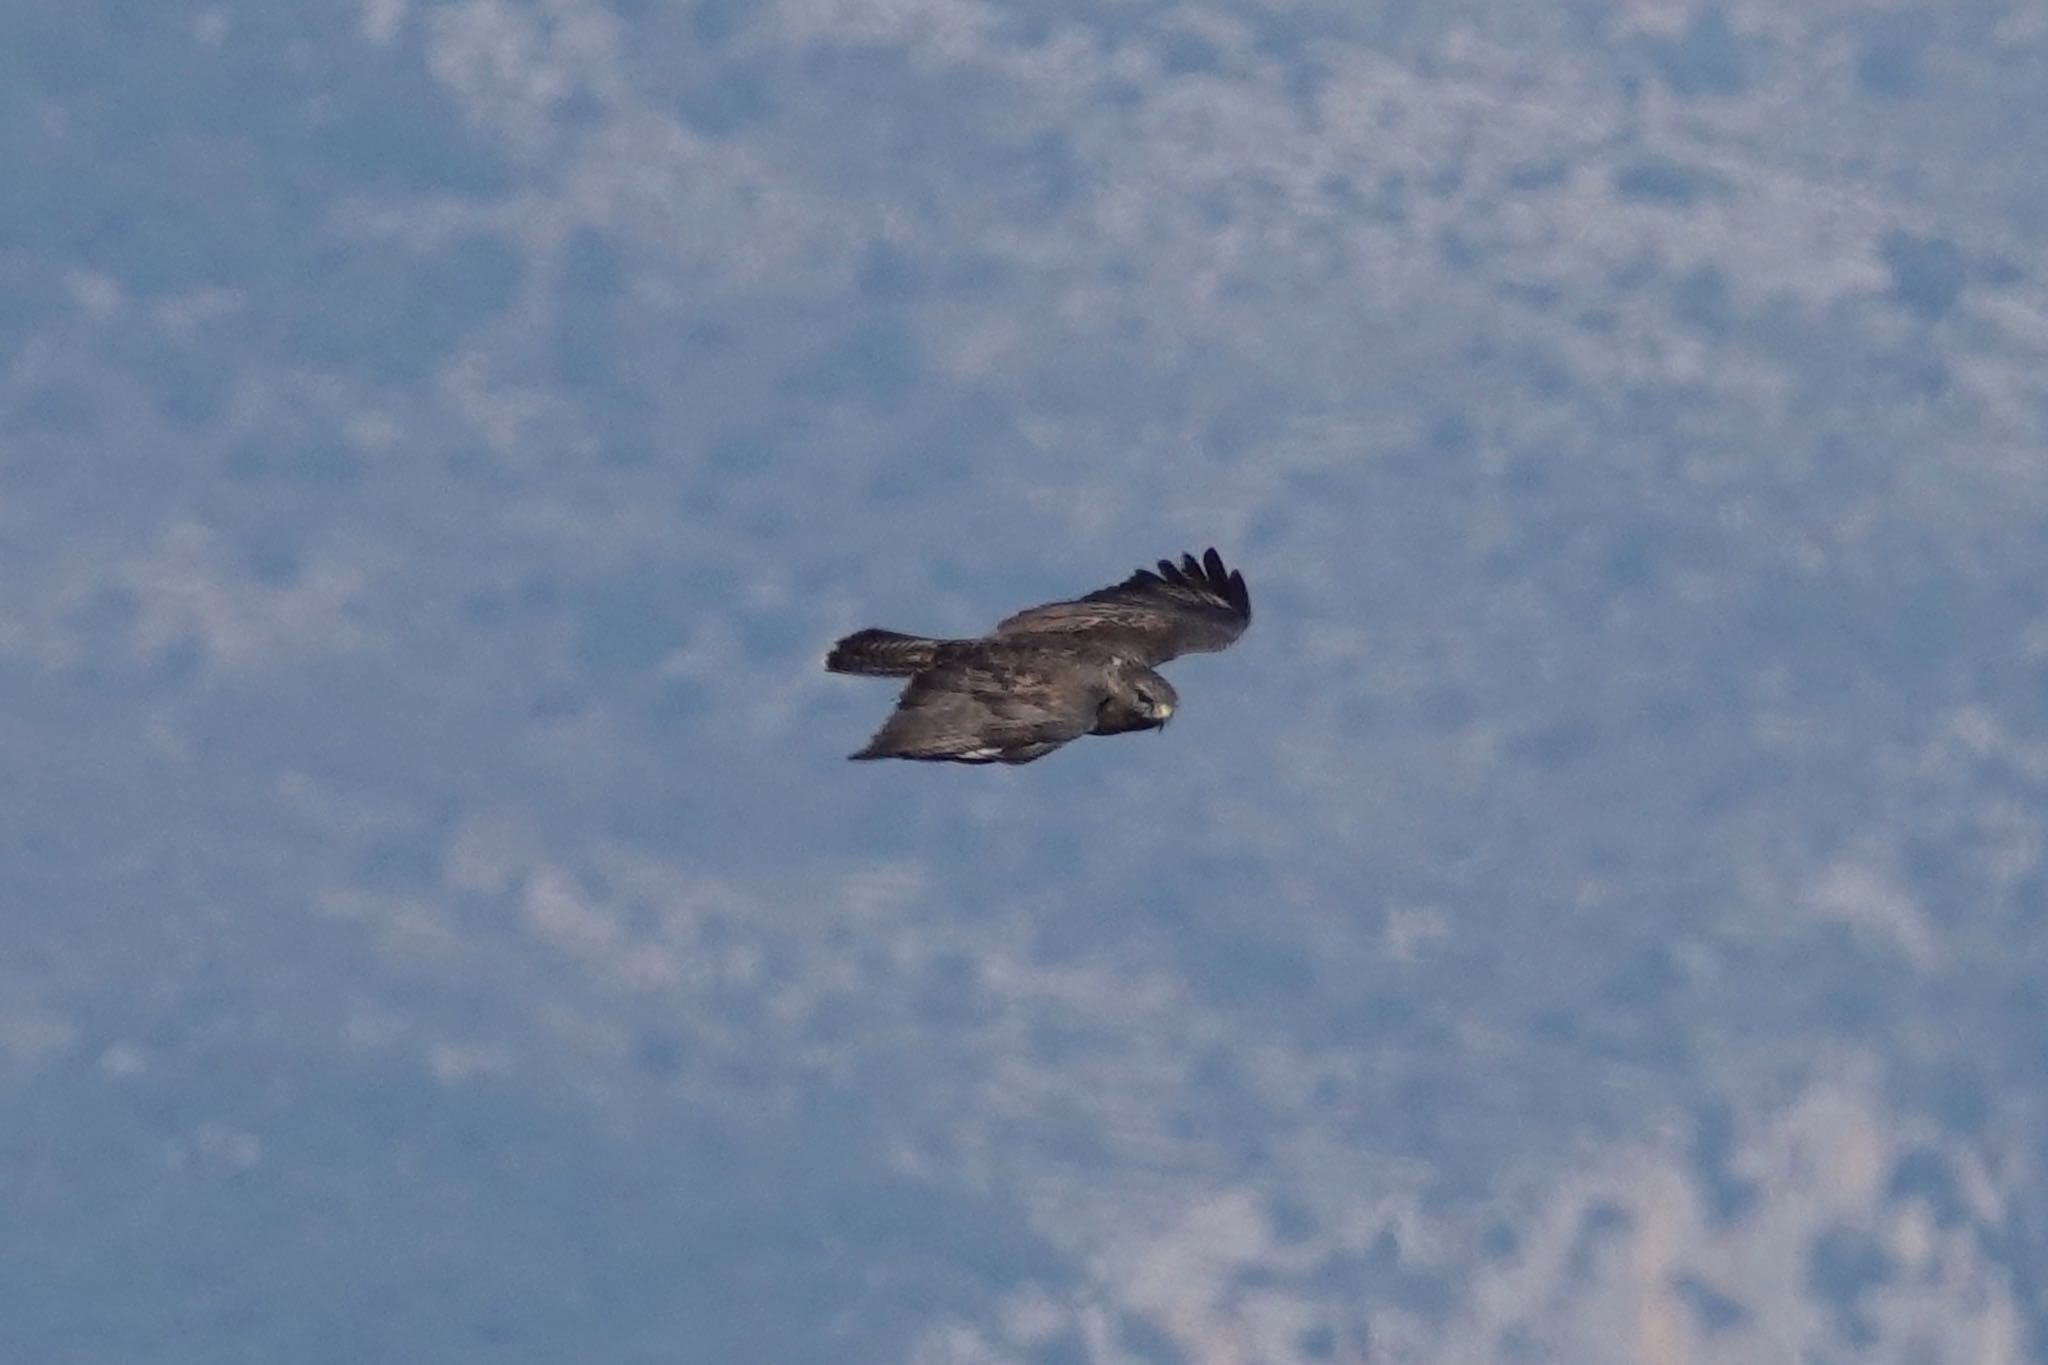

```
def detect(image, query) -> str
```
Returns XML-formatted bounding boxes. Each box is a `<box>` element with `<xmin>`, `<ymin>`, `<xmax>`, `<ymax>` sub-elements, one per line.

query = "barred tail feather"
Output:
<box><xmin>826</xmin><ymin>628</ymin><xmax>943</xmax><ymax>676</ymax></box>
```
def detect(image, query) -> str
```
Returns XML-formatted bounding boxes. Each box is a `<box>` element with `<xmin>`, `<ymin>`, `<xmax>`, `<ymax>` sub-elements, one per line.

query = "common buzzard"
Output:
<box><xmin>826</xmin><ymin>548</ymin><xmax>1251</xmax><ymax>763</ymax></box>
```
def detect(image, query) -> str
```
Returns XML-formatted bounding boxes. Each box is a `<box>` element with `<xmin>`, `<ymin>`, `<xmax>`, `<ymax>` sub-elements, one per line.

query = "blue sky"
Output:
<box><xmin>4</xmin><ymin>2</ymin><xmax>2047</xmax><ymax>1361</ymax></box>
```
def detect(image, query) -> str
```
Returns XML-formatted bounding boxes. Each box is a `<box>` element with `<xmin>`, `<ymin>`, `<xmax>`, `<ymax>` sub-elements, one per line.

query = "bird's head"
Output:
<box><xmin>1095</xmin><ymin>661</ymin><xmax>1178</xmax><ymax>735</ymax></box>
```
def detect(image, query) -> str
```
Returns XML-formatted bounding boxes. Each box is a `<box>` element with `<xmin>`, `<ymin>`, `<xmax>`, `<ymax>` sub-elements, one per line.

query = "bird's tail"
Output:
<box><xmin>825</xmin><ymin>629</ymin><xmax>947</xmax><ymax>676</ymax></box>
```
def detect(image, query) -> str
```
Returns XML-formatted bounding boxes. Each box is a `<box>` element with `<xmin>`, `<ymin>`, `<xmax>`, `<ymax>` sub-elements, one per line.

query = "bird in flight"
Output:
<box><xmin>826</xmin><ymin>548</ymin><xmax>1251</xmax><ymax>764</ymax></box>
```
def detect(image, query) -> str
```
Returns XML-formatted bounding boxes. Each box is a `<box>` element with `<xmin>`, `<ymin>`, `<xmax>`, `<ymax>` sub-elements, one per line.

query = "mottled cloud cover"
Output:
<box><xmin>3</xmin><ymin>0</ymin><xmax>2046</xmax><ymax>1360</ymax></box>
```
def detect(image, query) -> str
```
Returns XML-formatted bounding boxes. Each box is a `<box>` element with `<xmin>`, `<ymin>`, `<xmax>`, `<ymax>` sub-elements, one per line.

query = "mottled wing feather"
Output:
<box><xmin>852</xmin><ymin>648</ymin><xmax>1102</xmax><ymax>762</ymax></box>
<box><xmin>993</xmin><ymin>547</ymin><xmax>1251</xmax><ymax>665</ymax></box>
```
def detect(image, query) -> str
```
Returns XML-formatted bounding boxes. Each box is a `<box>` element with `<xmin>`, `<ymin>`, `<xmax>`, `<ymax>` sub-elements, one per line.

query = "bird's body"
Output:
<box><xmin>826</xmin><ymin>548</ymin><xmax>1250</xmax><ymax>764</ymax></box>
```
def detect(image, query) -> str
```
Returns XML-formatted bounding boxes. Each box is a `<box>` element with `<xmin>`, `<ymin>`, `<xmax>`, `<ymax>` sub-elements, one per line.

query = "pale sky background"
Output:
<box><xmin>4</xmin><ymin>1</ymin><xmax>2048</xmax><ymax>1362</ymax></box>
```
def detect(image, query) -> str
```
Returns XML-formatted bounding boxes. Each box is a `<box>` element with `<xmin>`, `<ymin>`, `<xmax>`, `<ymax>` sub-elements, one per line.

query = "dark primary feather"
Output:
<box><xmin>993</xmin><ymin>547</ymin><xmax>1251</xmax><ymax>665</ymax></box>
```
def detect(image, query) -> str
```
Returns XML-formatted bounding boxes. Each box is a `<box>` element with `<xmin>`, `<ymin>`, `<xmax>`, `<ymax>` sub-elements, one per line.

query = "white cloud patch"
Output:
<box><xmin>120</xmin><ymin>522</ymin><xmax>375</xmax><ymax>672</ymax></box>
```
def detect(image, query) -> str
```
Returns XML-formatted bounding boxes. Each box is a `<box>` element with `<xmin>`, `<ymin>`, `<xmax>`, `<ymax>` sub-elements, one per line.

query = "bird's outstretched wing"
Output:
<box><xmin>993</xmin><ymin>547</ymin><xmax>1251</xmax><ymax>665</ymax></box>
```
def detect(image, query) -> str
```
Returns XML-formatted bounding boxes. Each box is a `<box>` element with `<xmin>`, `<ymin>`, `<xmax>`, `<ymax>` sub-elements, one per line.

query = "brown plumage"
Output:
<box><xmin>826</xmin><ymin>548</ymin><xmax>1252</xmax><ymax>764</ymax></box>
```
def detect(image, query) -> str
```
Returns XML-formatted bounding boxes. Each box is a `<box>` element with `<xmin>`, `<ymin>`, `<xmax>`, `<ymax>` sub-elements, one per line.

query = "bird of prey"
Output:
<box><xmin>826</xmin><ymin>548</ymin><xmax>1251</xmax><ymax>764</ymax></box>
